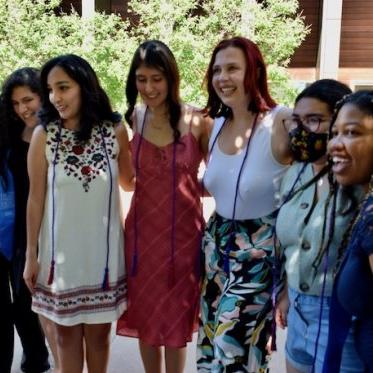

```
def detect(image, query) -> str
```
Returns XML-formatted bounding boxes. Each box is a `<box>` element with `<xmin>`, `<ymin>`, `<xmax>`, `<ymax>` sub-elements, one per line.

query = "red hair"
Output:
<box><xmin>204</xmin><ymin>36</ymin><xmax>276</xmax><ymax>118</ymax></box>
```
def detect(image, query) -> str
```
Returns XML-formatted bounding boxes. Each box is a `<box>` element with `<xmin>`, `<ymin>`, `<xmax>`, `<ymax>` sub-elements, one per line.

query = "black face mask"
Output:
<box><xmin>288</xmin><ymin>124</ymin><xmax>328</xmax><ymax>163</ymax></box>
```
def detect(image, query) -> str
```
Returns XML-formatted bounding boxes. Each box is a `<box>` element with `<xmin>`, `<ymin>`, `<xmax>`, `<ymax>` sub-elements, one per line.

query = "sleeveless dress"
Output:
<box><xmin>32</xmin><ymin>121</ymin><xmax>126</xmax><ymax>326</ymax></box>
<box><xmin>116</xmin><ymin>113</ymin><xmax>203</xmax><ymax>348</ymax></box>
<box><xmin>197</xmin><ymin>108</ymin><xmax>288</xmax><ymax>372</ymax></box>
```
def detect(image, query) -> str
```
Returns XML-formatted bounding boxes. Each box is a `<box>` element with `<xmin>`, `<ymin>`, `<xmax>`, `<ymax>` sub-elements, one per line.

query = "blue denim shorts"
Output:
<box><xmin>286</xmin><ymin>287</ymin><xmax>364</xmax><ymax>373</ymax></box>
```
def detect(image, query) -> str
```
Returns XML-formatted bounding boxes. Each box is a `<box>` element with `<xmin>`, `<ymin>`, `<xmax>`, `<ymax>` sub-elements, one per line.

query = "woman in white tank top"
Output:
<box><xmin>197</xmin><ymin>36</ymin><xmax>292</xmax><ymax>372</ymax></box>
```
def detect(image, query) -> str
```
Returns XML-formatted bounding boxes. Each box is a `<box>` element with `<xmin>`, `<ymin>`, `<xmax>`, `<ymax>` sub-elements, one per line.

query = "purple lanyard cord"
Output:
<box><xmin>311</xmin><ymin>190</ymin><xmax>337</xmax><ymax>372</ymax></box>
<box><xmin>131</xmin><ymin>107</ymin><xmax>178</xmax><ymax>287</ymax></box>
<box><xmin>207</xmin><ymin>113</ymin><xmax>259</xmax><ymax>274</ymax></box>
<box><xmin>99</xmin><ymin>125</ymin><xmax>114</xmax><ymax>290</ymax></box>
<box><xmin>48</xmin><ymin>122</ymin><xmax>113</xmax><ymax>291</ymax></box>
<box><xmin>48</xmin><ymin>123</ymin><xmax>62</xmax><ymax>286</ymax></box>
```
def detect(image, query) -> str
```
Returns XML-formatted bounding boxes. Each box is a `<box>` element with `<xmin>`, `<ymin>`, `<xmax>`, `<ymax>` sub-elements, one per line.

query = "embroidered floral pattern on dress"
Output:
<box><xmin>46</xmin><ymin>122</ymin><xmax>117</xmax><ymax>192</ymax></box>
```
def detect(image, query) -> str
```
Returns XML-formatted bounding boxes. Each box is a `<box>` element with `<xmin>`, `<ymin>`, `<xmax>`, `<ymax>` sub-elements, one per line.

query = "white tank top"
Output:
<box><xmin>203</xmin><ymin>106</ymin><xmax>288</xmax><ymax>220</ymax></box>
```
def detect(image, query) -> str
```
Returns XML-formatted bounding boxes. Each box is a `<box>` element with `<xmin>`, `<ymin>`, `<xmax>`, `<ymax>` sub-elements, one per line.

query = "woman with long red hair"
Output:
<box><xmin>197</xmin><ymin>36</ymin><xmax>292</xmax><ymax>371</ymax></box>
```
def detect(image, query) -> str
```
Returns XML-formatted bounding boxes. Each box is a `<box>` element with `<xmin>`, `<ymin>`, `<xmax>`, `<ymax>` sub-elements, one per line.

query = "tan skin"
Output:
<box><xmin>329</xmin><ymin>103</ymin><xmax>373</xmax><ymax>274</ymax></box>
<box><xmin>23</xmin><ymin>66</ymin><xmax>133</xmax><ymax>373</ymax></box>
<box><xmin>274</xmin><ymin>97</ymin><xmax>336</xmax><ymax>373</ymax></box>
<box><xmin>133</xmin><ymin>64</ymin><xmax>210</xmax><ymax>373</ymax></box>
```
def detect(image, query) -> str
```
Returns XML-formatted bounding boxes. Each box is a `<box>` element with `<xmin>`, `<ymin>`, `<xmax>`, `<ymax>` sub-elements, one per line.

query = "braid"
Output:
<box><xmin>334</xmin><ymin>186</ymin><xmax>373</xmax><ymax>274</ymax></box>
<box><xmin>311</xmin><ymin>167</ymin><xmax>338</xmax><ymax>272</ymax></box>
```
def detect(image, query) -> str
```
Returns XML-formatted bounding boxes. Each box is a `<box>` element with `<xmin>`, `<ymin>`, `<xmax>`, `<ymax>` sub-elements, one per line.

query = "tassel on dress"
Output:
<box><xmin>47</xmin><ymin>260</ymin><xmax>55</xmax><ymax>285</ymax></box>
<box><xmin>102</xmin><ymin>267</ymin><xmax>110</xmax><ymax>290</ymax></box>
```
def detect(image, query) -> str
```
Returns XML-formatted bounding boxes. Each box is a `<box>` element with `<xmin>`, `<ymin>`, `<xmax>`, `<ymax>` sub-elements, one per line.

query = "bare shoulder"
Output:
<box><xmin>28</xmin><ymin>125</ymin><xmax>48</xmax><ymax>170</ymax></box>
<box><xmin>132</xmin><ymin>104</ymin><xmax>147</xmax><ymax>133</ymax></box>
<box><xmin>29</xmin><ymin>125</ymin><xmax>47</xmax><ymax>149</ymax></box>
<box><xmin>114</xmin><ymin>122</ymin><xmax>131</xmax><ymax>145</ymax></box>
<box><xmin>32</xmin><ymin>124</ymin><xmax>47</xmax><ymax>138</ymax></box>
<box><xmin>183</xmin><ymin>104</ymin><xmax>213</xmax><ymax>138</ymax></box>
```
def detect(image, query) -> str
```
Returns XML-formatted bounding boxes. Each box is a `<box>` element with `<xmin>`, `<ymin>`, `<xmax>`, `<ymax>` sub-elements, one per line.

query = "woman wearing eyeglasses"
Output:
<box><xmin>275</xmin><ymin>79</ymin><xmax>365</xmax><ymax>373</ymax></box>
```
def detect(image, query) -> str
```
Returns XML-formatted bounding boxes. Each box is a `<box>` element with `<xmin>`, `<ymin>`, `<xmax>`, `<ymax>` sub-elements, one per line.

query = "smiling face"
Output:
<box><xmin>211</xmin><ymin>46</ymin><xmax>249</xmax><ymax>110</ymax></box>
<box><xmin>47</xmin><ymin>66</ymin><xmax>82</xmax><ymax>128</ymax></box>
<box><xmin>11</xmin><ymin>85</ymin><xmax>41</xmax><ymax>128</ymax></box>
<box><xmin>135</xmin><ymin>64</ymin><xmax>168</xmax><ymax>110</ymax></box>
<box><xmin>329</xmin><ymin>103</ymin><xmax>373</xmax><ymax>190</ymax></box>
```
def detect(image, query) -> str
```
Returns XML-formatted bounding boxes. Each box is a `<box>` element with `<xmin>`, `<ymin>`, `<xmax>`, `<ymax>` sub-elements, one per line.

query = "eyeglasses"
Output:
<box><xmin>283</xmin><ymin>116</ymin><xmax>330</xmax><ymax>133</ymax></box>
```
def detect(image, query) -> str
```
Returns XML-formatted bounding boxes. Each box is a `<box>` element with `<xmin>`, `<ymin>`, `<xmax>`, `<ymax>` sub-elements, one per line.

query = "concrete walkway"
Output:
<box><xmin>12</xmin><ymin>326</ymin><xmax>286</xmax><ymax>372</ymax></box>
<box><xmin>11</xmin><ymin>193</ymin><xmax>287</xmax><ymax>372</ymax></box>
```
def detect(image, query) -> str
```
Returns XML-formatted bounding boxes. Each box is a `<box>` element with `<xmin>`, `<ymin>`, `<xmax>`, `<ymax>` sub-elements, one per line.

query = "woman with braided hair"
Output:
<box><xmin>275</xmin><ymin>79</ymin><xmax>365</xmax><ymax>373</ymax></box>
<box><xmin>324</xmin><ymin>90</ymin><xmax>373</xmax><ymax>372</ymax></box>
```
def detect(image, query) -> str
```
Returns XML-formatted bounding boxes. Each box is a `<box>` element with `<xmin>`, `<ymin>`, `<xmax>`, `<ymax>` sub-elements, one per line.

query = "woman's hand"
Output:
<box><xmin>23</xmin><ymin>253</ymin><xmax>39</xmax><ymax>293</ymax></box>
<box><xmin>275</xmin><ymin>289</ymin><xmax>289</xmax><ymax>329</ymax></box>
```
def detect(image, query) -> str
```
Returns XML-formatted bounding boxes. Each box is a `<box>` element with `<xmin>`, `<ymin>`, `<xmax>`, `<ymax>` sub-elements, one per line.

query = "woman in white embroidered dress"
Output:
<box><xmin>23</xmin><ymin>54</ymin><xmax>133</xmax><ymax>373</ymax></box>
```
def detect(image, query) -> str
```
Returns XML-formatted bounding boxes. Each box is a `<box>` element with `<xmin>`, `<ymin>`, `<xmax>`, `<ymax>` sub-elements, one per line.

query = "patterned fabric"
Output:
<box><xmin>197</xmin><ymin>212</ymin><xmax>276</xmax><ymax>373</ymax></box>
<box><xmin>33</xmin><ymin>121</ymin><xmax>126</xmax><ymax>326</ymax></box>
<box><xmin>46</xmin><ymin>122</ymin><xmax>116</xmax><ymax>192</ymax></box>
<box><xmin>116</xmin><ymin>130</ymin><xmax>203</xmax><ymax>347</ymax></box>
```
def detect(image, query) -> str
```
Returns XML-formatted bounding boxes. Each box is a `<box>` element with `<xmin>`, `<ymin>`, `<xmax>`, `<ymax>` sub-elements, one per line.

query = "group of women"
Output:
<box><xmin>0</xmin><ymin>36</ymin><xmax>371</xmax><ymax>373</ymax></box>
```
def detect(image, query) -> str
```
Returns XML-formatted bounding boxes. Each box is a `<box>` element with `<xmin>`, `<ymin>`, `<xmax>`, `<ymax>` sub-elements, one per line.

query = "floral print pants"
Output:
<box><xmin>197</xmin><ymin>212</ymin><xmax>276</xmax><ymax>373</ymax></box>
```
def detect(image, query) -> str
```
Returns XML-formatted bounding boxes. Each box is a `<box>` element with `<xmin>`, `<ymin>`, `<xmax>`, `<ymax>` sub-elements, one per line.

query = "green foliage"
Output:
<box><xmin>0</xmin><ymin>0</ymin><xmax>308</xmax><ymax>110</ymax></box>
<box><xmin>127</xmin><ymin>0</ymin><xmax>309</xmax><ymax>106</ymax></box>
<box><xmin>0</xmin><ymin>0</ymin><xmax>133</xmax><ymax>109</ymax></box>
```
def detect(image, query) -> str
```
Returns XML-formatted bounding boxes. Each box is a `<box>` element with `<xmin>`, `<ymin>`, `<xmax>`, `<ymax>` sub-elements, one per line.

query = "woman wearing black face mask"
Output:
<box><xmin>274</xmin><ymin>80</ymin><xmax>366</xmax><ymax>373</ymax></box>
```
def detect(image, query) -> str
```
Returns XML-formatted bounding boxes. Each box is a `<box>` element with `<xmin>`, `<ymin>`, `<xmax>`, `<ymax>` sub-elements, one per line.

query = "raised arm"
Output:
<box><xmin>24</xmin><ymin>125</ymin><xmax>48</xmax><ymax>293</ymax></box>
<box><xmin>271</xmin><ymin>106</ymin><xmax>293</xmax><ymax>165</ymax></box>
<box><xmin>116</xmin><ymin>123</ymin><xmax>134</xmax><ymax>191</ymax></box>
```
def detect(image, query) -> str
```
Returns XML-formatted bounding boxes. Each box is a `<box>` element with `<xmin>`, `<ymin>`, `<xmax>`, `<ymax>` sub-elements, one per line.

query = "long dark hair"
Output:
<box><xmin>0</xmin><ymin>67</ymin><xmax>41</xmax><ymax>184</ymax></box>
<box><xmin>0</xmin><ymin>97</ymin><xmax>9</xmax><ymax>186</ymax></box>
<box><xmin>1</xmin><ymin>67</ymin><xmax>41</xmax><ymax>145</ymax></box>
<box><xmin>125</xmin><ymin>40</ymin><xmax>182</xmax><ymax>142</ymax></box>
<box><xmin>204</xmin><ymin>36</ymin><xmax>276</xmax><ymax>119</ymax></box>
<box><xmin>39</xmin><ymin>54</ymin><xmax>115</xmax><ymax>141</ymax></box>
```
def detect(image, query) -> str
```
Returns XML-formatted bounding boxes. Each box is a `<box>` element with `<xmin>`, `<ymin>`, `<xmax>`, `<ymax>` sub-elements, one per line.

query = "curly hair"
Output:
<box><xmin>0</xmin><ymin>67</ymin><xmax>41</xmax><ymax>183</ymax></box>
<box><xmin>1</xmin><ymin>67</ymin><xmax>41</xmax><ymax>146</ymax></box>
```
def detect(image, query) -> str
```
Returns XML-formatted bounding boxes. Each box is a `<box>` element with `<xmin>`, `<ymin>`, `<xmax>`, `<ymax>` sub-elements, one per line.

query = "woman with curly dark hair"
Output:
<box><xmin>0</xmin><ymin>67</ymin><xmax>52</xmax><ymax>373</ymax></box>
<box><xmin>325</xmin><ymin>90</ymin><xmax>373</xmax><ymax>373</ymax></box>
